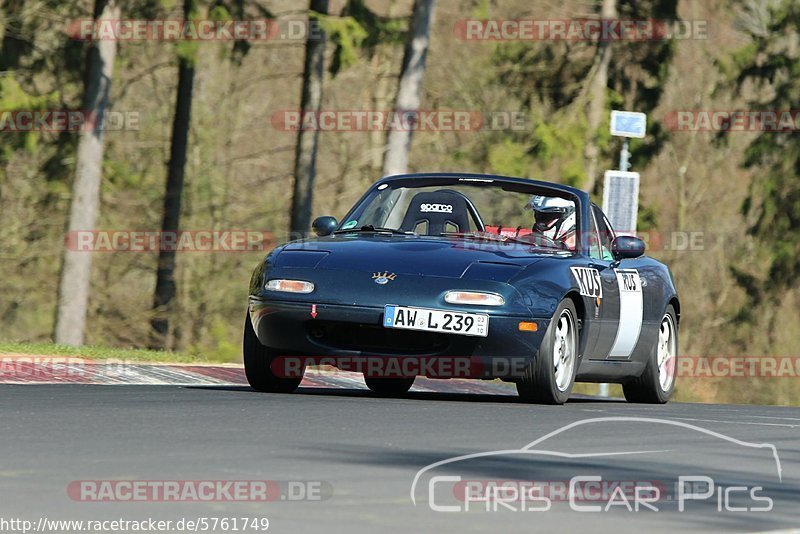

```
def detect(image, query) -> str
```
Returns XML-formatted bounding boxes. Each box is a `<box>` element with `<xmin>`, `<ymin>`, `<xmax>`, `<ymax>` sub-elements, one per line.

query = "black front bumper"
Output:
<box><xmin>248</xmin><ymin>297</ymin><xmax>548</xmax><ymax>379</ymax></box>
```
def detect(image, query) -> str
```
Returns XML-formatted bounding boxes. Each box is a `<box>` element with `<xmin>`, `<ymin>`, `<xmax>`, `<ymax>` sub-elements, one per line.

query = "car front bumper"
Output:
<box><xmin>249</xmin><ymin>297</ymin><xmax>549</xmax><ymax>380</ymax></box>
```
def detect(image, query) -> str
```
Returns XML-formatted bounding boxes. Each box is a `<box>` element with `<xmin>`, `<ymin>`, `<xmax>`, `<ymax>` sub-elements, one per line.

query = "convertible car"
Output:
<box><xmin>245</xmin><ymin>173</ymin><xmax>679</xmax><ymax>404</ymax></box>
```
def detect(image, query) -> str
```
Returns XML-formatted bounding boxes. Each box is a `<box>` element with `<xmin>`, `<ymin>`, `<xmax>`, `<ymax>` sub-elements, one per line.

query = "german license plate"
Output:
<box><xmin>383</xmin><ymin>305</ymin><xmax>489</xmax><ymax>337</ymax></box>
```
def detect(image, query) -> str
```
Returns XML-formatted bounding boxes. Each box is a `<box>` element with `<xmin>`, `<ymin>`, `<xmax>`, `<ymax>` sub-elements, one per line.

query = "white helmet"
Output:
<box><xmin>527</xmin><ymin>195</ymin><xmax>576</xmax><ymax>242</ymax></box>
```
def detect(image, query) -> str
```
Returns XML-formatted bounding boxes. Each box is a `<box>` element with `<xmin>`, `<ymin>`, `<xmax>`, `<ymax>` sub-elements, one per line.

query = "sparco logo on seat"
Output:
<box><xmin>420</xmin><ymin>204</ymin><xmax>453</xmax><ymax>213</ymax></box>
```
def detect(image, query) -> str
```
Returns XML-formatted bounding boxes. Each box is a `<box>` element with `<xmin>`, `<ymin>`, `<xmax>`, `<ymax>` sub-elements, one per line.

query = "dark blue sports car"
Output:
<box><xmin>245</xmin><ymin>173</ymin><xmax>680</xmax><ymax>404</ymax></box>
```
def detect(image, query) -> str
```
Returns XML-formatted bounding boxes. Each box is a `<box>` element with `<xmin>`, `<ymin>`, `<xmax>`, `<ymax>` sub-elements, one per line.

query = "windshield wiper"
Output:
<box><xmin>440</xmin><ymin>231</ymin><xmax>562</xmax><ymax>249</ymax></box>
<box><xmin>439</xmin><ymin>231</ymin><xmax>522</xmax><ymax>243</ymax></box>
<box><xmin>334</xmin><ymin>225</ymin><xmax>415</xmax><ymax>236</ymax></box>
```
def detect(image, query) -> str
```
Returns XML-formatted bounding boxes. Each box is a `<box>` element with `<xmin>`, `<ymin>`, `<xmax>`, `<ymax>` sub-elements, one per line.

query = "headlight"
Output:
<box><xmin>444</xmin><ymin>291</ymin><xmax>505</xmax><ymax>306</ymax></box>
<box><xmin>265</xmin><ymin>279</ymin><xmax>315</xmax><ymax>294</ymax></box>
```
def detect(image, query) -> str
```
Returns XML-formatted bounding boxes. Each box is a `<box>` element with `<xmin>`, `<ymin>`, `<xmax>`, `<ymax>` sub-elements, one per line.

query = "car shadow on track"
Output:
<box><xmin>304</xmin><ymin>442</ymin><xmax>799</xmax><ymax>533</ymax></box>
<box><xmin>185</xmin><ymin>385</ymin><xmax>626</xmax><ymax>404</ymax></box>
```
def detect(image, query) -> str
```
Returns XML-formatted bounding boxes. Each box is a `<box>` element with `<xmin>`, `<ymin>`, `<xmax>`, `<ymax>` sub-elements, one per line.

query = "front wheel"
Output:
<box><xmin>243</xmin><ymin>312</ymin><xmax>302</xmax><ymax>393</ymax></box>
<box><xmin>623</xmin><ymin>305</ymin><xmax>678</xmax><ymax>404</ymax></box>
<box><xmin>517</xmin><ymin>299</ymin><xmax>580</xmax><ymax>405</ymax></box>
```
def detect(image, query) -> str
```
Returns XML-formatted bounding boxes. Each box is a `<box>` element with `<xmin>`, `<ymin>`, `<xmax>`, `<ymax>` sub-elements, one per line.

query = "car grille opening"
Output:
<box><xmin>307</xmin><ymin>321</ymin><xmax>450</xmax><ymax>355</ymax></box>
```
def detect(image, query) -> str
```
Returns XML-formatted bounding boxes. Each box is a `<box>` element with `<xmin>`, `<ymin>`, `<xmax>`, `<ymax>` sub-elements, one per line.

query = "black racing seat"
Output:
<box><xmin>399</xmin><ymin>191</ymin><xmax>473</xmax><ymax>235</ymax></box>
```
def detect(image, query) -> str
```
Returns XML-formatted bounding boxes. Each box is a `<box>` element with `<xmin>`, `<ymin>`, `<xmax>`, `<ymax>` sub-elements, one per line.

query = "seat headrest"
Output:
<box><xmin>399</xmin><ymin>191</ymin><xmax>472</xmax><ymax>235</ymax></box>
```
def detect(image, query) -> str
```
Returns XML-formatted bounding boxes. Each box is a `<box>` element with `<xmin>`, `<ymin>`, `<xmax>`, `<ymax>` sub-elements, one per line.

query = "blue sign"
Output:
<box><xmin>610</xmin><ymin>111</ymin><xmax>647</xmax><ymax>139</ymax></box>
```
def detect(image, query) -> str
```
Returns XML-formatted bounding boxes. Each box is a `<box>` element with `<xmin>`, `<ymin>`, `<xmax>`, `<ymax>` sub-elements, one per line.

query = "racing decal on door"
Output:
<box><xmin>608</xmin><ymin>269</ymin><xmax>643</xmax><ymax>358</ymax></box>
<box><xmin>570</xmin><ymin>267</ymin><xmax>603</xmax><ymax>298</ymax></box>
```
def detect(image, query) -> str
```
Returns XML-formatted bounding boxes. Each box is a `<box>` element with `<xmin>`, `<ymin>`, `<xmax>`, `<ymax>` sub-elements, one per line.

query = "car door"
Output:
<box><xmin>592</xmin><ymin>205</ymin><xmax>648</xmax><ymax>360</ymax></box>
<box><xmin>580</xmin><ymin>206</ymin><xmax>622</xmax><ymax>360</ymax></box>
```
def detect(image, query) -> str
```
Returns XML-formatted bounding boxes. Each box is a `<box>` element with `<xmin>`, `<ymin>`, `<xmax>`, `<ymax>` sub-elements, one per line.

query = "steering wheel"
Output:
<box><xmin>520</xmin><ymin>231</ymin><xmax>569</xmax><ymax>250</ymax></box>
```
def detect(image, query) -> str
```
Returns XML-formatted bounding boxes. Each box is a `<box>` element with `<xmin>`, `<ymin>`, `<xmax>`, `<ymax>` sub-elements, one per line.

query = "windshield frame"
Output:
<box><xmin>337</xmin><ymin>173</ymin><xmax>589</xmax><ymax>254</ymax></box>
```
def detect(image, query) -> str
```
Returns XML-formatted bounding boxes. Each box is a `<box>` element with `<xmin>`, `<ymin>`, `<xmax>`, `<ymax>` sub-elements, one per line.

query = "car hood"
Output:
<box><xmin>275</xmin><ymin>235</ymin><xmax>559</xmax><ymax>282</ymax></box>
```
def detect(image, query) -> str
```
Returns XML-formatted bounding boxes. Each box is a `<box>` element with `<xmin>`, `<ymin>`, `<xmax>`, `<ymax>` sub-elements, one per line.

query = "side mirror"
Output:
<box><xmin>312</xmin><ymin>216</ymin><xmax>338</xmax><ymax>237</ymax></box>
<box><xmin>611</xmin><ymin>235</ymin><xmax>646</xmax><ymax>260</ymax></box>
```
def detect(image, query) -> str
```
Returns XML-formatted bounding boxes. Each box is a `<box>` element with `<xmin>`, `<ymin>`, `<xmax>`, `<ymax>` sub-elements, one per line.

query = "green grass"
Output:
<box><xmin>0</xmin><ymin>342</ymin><xmax>237</xmax><ymax>364</ymax></box>
<box><xmin>572</xmin><ymin>382</ymin><xmax>624</xmax><ymax>399</ymax></box>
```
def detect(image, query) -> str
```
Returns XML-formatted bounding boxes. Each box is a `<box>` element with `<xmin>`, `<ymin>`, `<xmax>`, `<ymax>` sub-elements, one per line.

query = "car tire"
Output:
<box><xmin>517</xmin><ymin>299</ymin><xmax>580</xmax><ymax>405</ymax></box>
<box><xmin>364</xmin><ymin>376</ymin><xmax>415</xmax><ymax>396</ymax></box>
<box><xmin>623</xmin><ymin>305</ymin><xmax>678</xmax><ymax>404</ymax></box>
<box><xmin>243</xmin><ymin>312</ymin><xmax>302</xmax><ymax>393</ymax></box>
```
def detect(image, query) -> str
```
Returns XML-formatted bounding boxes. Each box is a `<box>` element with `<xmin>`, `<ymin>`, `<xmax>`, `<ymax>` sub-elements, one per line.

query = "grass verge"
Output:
<box><xmin>0</xmin><ymin>342</ymin><xmax>237</xmax><ymax>364</ymax></box>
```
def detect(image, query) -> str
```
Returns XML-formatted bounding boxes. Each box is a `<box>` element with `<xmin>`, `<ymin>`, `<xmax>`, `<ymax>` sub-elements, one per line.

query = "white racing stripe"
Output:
<box><xmin>609</xmin><ymin>269</ymin><xmax>643</xmax><ymax>358</ymax></box>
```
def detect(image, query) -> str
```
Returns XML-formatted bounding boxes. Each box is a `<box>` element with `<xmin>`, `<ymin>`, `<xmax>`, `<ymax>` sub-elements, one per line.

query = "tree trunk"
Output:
<box><xmin>0</xmin><ymin>0</ymin><xmax>30</xmax><ymax>70</ymax></box>
<box><xmin>289</xmin><ymin>0</ymin><xmax>329</xmax><ymax>237</ymax></box>
<box><xmin>150</xmin><ymin>0</ymin><xmax>197</xmax><ymax>349</ymax></box>
<box><xmin>583</xmin><ymin>0</ymin><xmax>616</xmax><ymax>194</ymax></box>
<box><xmin>382</xmin><ymin>0</ymin><xmax>436</xmax><ymax>177</ymax></box>
<box><xmin>53</xmin><ymin>0</ymin><xmax>119</xmax><ymax>346</ymax></box>
<box><xmin>367</xmin><ymin>49</ymin><xmax>393</xmax><ymax>179</ymax></box>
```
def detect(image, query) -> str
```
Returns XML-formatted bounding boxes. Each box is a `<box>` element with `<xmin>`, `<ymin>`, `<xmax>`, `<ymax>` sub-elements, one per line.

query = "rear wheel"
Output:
<box><xmin>623</xmin><ymin>305</ymin><xmax>678</xmax><ymax>404</ymax></box>
<box><xmin>364</xmin><ymin>376</ymin><xmax>415</xmax><ymax>396</ymax></box>
<box><xmin>243</xmin><ymin>313</ymin><xmax>302</xmax><ymax>393</ymax></box>
<box><xmin>517</xmin><ymin>299</ymin><xmax>579</xmax><ymax>405</ymax></box>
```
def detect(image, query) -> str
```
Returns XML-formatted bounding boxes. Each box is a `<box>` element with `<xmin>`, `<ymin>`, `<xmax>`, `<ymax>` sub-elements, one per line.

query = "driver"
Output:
<box><xmin>526</xmin><ymin>195</ymin><xmax>576</xmax><ymax>250</ymax></box>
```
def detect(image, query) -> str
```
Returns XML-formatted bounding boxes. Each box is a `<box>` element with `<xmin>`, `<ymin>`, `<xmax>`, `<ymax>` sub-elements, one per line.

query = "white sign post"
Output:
<box><xmin>603</xmin><ymin>171</ymin><xmax>640</xmax><ymax>236</ymax></box>
<box><xmin>603</xmin><ymin>111</ymin><xmax>646</xmax><ymax>231</ymax></box>
<box><xmin>598</xmin><ymin>111</ymin><xmax>647</xmax><ymax>397</ymax></box>
<box><xmin>609</xmin><ymin>110</ymin><xmax>646</xmax><ymax>173</ymax></box>
<box><xmin>610</xmin><ymin>110</ymin><xmax>647</xmax><ymax>138</ymax></box>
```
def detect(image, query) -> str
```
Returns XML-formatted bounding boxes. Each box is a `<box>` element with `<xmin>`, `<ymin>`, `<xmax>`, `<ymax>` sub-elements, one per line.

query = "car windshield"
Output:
<box><xmin>338</xmin><ymin>180</ymin><xmax>578</xmax><ymax>251</ymax></box>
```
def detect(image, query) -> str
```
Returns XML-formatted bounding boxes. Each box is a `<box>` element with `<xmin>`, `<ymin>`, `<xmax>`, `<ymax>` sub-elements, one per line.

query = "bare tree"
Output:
<box><xmin>54</xmin><ymin>0</ymin><xmax>120</xmax><ymax>346</ymax></box>
<box><xmin>583</xmin><ymin>0</ymin><xmax>616</xmax><ymax>193</ymax></box>
<box><xmin>150</xmin><ymin>0</ymin><xmax>197</xmax><ymax>349</ymax></box>
<box><xmin>382</xmin><ymin>0</ymin><xmax>436</xmax><ymax>177</ymax></box>
<box><xmin>289</xmin><ymin>0</ymin><xmax>329</xmax><ymax>237</ymax></box>
<box><xmin>0</xmin><ymin>0</ymin><xmax>30</xmax><ymax>70</ymax></box>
